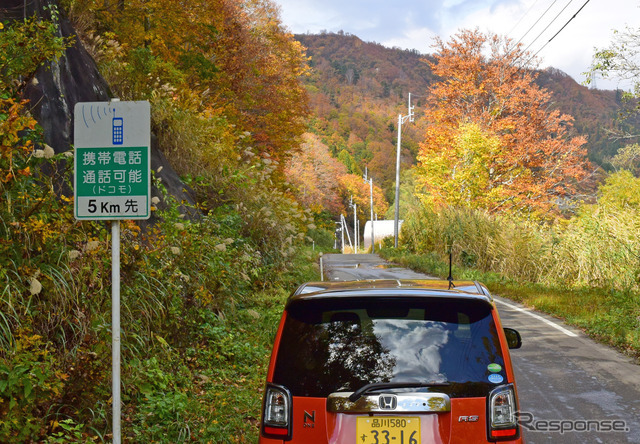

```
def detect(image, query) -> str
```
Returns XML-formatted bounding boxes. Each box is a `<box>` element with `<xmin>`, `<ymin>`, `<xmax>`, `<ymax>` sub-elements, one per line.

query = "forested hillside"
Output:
<box><xmin>296</xmin><ymin>32</ymin><xmax>639</xmax><ymax>188</ymax></box>
<box><xmin>536</xmin><ymin>68</ymin><xmax>640</xmax><ymax>165</ymax></box>
<box><xmin>296</xmin><ymin>33</ymin><xmax>431</xmax><ymax>198</ymax></box>
<box><xmin>282</xmin><ymin>32</ymin><xmax>639</xmax><ymax>229</ymax></box>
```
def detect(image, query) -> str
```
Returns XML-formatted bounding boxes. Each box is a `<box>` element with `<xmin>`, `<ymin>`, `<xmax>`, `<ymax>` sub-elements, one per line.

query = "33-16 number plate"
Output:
<box><xmin>356</xmin><ymin>417</ymin><xmax>420</xmax><ymax>444</ymax></box>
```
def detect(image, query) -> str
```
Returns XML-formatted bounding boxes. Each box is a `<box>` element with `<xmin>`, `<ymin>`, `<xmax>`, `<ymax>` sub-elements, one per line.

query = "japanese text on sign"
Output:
<box><xmin>75</xmin><ymin>146</ymin><xmax>149</xmax><ymax>219</ymax></box>
<box><xmin>80</xmin><ymin>148</ymin><xmax>144</xmax><ymax>195</ymax></box>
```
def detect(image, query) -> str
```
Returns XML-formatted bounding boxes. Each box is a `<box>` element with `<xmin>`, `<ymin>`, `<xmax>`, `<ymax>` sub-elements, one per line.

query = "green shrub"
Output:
<box><xmin>307</xmin><ymin>227</ymin><xmax>336</xmax><ymax>250</ymax></box>
<box><xmin>0</xmin><ymin>331</ymin><xmax>66</xmax><ymax>442</ymax></box>
<box><xmin>44</xmin><ymin>418</ymin><xmax>88</xmax><ymax>443</ymax></box>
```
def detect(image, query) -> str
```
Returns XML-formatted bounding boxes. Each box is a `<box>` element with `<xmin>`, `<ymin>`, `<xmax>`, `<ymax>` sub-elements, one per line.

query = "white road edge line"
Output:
<box><xmin>495</xmin><ymin>298</ymin><xmax>579</xmax><ymax>337</ymax></box>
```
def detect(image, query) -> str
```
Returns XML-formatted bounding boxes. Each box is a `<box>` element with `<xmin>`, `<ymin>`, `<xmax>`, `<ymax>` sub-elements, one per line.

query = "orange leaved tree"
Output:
<box><xmin>286</xmin><ymin>133</ymin><xmax>347</xmax><ymax>216</ymax></box>
<box><xmin>339</xmin><ymin>173</ymin><xmax>389</xmax><ymax>222</ymax></box>
<box><xmin>416</xmin><ymin>29</ymin><xmax>590</xmax><ymax>217</ymax></box>
<box><xmin>73</xmin><ymin>0</ymin><xmax>309</xmax><ymax>171</ymax></box>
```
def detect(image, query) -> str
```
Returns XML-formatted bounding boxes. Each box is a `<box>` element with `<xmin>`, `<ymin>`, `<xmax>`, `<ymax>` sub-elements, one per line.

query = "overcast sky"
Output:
<box><xmin>273</xmin><ymin>0</ymin><xmax>640</xmax><ymax>91</ymax></box>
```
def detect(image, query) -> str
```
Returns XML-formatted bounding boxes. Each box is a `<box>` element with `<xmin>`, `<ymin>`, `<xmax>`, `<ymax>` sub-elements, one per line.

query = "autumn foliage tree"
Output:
<box><xmin>286</xmin><ymin>132</ymin><xmax>390</xmax><ymax>230</ymax></box>
<box><xmin>339</xmin><ymin>173</ymin><xmax>389</xmax><ymax>223</ymax></box>
<box><xmin>286</xmin><ymin>133</ymin><xmax>347</xmax><ymax>215</ymax></box>
<box><xmin>71</xmin><ymin>0</ymin><xmax>309</xmax><ymax>170</ymax></box>
<box><xmin>66</xmin><ymin>0</ymin><xmax>314</xmax><ymax>268</ymax></box>
<box><xmin>416</xmin><ymin>29</ymin><xmax>591</xmax><ymax>217</ymax></box>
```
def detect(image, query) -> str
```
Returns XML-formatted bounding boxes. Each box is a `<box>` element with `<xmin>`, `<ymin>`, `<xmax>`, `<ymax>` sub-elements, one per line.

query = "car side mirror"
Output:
<box><xmin>503</xmin><ymin>328</ymin><xmax>522</xmax><ymax>349</ymax></box>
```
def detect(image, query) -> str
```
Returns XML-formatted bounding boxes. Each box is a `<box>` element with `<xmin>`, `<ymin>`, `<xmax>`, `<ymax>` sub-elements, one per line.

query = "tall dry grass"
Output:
<box><xmin>403</xmin><ymin>206</ymin><xmax>550</xmax><ymax>283</ymax></box>
<box><xmin>402</xmin><ymin>201</ymin><xmax>640</xmax><ymax>292</ymax></box>
<box><xmin>544</xmin><ymin>205</ymin><xmax>640</xmax><ymax>290</ymax></box>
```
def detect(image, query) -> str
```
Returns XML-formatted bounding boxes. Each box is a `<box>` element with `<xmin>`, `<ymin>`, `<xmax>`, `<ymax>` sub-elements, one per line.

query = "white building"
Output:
<box><xmin>363</xmin><ymin>220</ymin><xmax>403</xmax><ymax>250</ymax></box>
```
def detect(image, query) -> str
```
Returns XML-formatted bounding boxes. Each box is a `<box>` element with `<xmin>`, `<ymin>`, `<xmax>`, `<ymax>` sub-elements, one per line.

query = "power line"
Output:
<box><xmin>508</xmin><ymin>0</ymin><xmax>542</xmax><ymax>38</ymax></box>
<box><xmin>525</xmin><ymin>0</ymin><xmax>592</xmax><ymax>65</ymax></box>
<box><xmin>515</xmin><ymin>0</ymin><xmax>558</xmax><ymax>46</ymax></box>
<box><xmin>521</xmin><ymin>0</ymin><xmax>577</xmax><ymax>55</ymax></box>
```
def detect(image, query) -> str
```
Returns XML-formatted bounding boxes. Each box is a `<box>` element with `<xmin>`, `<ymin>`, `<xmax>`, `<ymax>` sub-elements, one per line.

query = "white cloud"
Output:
<box><xmin>382</xmin><ymin>28</ymin><xmax>437</xmax><ymax>53</ymax></box>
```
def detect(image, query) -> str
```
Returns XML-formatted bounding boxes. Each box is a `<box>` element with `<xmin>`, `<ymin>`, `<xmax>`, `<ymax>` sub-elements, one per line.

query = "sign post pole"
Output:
<box><xmin>112</xmin><ymin>220</ymin><xmax>121</xmax><ymax>444</ymax></box>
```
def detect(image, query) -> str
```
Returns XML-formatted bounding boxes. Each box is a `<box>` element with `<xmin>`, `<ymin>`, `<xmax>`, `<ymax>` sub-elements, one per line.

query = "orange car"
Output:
<box><xmin>259</xmin><ymin>280</ymin><xmax>524</xmax><ymax>444</ymax></box>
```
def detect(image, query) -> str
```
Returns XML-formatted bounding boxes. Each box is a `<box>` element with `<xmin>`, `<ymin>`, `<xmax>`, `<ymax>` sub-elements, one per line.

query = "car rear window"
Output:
<box><xmin>272</xmin><ymin>296</ymin><xmax>506</xmax><ymax>398</ymax></box>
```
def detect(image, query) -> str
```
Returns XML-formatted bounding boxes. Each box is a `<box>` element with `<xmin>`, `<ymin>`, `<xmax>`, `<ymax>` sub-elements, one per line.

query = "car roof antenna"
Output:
<box><xmin>447</xmin><ymin>251</ymin><xmax>455</xmax><ymax>290</ymax></box>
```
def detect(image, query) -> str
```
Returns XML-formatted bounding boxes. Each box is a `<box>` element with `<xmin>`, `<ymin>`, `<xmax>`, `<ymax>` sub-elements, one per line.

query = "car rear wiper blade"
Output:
<box><xmin>348</xmin><ymin>381</ymin><xmax>450</xmax><ymax>402</ymax></box>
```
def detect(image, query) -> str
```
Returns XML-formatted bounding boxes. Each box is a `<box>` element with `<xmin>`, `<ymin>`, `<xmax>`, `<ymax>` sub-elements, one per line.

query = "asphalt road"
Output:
<box><xmin>321</xmin><ymin>253</ymin><xmax>640</xmax><ymax>444</ymax></box>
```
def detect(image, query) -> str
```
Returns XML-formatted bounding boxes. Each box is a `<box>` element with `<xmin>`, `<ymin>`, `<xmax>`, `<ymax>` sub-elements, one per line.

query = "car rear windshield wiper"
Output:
<box><xmin>348</xmin><ymin>381</ymin><xmax>450</xmax><ymax>402</ymax></box>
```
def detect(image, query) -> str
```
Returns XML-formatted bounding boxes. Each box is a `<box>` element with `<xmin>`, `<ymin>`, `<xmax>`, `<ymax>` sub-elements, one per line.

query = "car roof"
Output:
<box><xmin>288</xmin><ymin>279</ymin><xmax>493</xmax><ymax>306</ymax></box>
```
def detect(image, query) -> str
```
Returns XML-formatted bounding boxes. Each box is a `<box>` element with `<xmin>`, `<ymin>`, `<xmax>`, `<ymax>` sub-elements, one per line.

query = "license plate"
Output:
<box><xmin>356</xmin><ymin>417</ymin><xmax>420</xmax><ymax>444</ymax></box>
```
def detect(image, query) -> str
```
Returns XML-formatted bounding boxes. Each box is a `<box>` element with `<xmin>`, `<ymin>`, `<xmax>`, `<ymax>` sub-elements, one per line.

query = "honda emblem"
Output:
<box><xmin>379</xmin><ymin>395</ymin><xmax>397</xmax><ymax>410</ymax></box>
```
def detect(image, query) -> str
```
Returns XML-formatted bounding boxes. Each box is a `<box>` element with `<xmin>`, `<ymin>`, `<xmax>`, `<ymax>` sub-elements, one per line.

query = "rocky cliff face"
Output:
<box><xmin>5</xmin><ymin>0</ymin><xmax>198</xmax><ymax>221</ymax></box>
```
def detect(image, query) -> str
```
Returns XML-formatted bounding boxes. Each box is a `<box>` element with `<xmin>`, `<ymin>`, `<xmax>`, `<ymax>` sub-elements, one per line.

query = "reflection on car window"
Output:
<box><xmin>272</xmin><ymin>297</ymin><xmax>505</xmax><ymax>398</ymax></box>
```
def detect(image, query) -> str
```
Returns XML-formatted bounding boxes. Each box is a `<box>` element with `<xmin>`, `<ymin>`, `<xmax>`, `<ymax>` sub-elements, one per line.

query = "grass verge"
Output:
<box><xmin>120</xmin><ymin>248</ymin><xmax>321</xmax><ymax>443</ymax></box>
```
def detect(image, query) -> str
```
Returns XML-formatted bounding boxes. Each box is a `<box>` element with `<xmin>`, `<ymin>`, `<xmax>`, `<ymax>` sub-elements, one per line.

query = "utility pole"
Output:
<box><xmin>350</xmin><ymin>196</ymin><xmax>358</xmax><ymax>253</ymax></box>
<box><xmin>341</xmin><ymin>213</ymin><xmax>353</xmax><ymax>251</ymax></box>
<box><xmin>394</xmin><ymin>93</ymin><xmax>414</xmax><ymax>248</ymax></box>
<box><xmin>363</xmin><ymin>168</ymin><xmax>375</xmax><ymax>253</ymax></box>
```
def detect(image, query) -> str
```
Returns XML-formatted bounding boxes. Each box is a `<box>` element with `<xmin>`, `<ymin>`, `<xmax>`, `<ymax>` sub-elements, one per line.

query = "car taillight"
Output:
<box><xmin>261</xmin><ymin>383</ymin><xmax>292</xmax><ymax>440</ymax></box>
<box><xmin>487</xmin><ymin>384</ymin><xmax>520</xmax><ymax>441</ymax></box>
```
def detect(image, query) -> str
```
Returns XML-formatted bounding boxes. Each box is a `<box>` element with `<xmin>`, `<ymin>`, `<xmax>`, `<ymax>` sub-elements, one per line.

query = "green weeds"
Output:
<box><xmin>1</xmin><ymin>164</ymin><xmax>319</xmax><ymax>443</ymax></box>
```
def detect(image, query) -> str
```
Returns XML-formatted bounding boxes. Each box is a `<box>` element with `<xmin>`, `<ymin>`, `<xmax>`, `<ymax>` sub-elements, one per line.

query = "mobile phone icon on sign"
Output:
<box><xmin>112</xmin><ymin>117</ymin><xmax>123</xmax><ymax>145</ymax></box>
